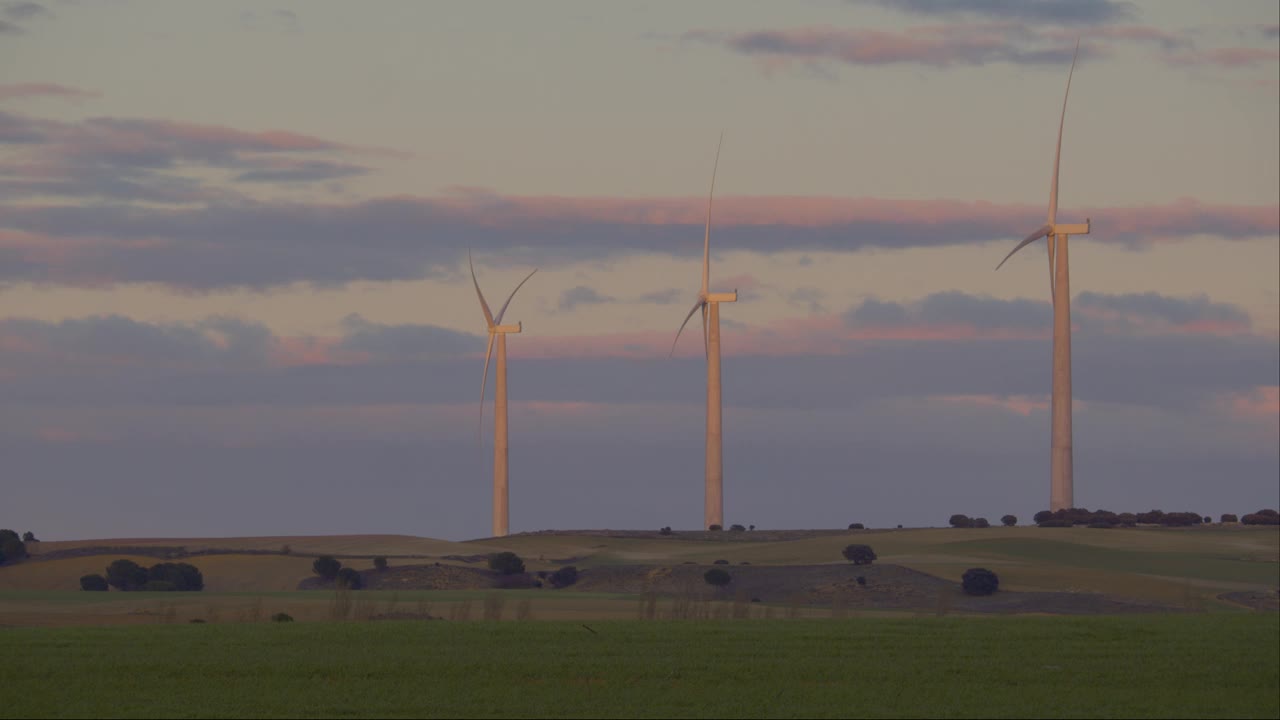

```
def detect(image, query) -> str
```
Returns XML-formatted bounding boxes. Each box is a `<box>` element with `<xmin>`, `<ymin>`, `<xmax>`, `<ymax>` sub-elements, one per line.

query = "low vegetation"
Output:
<box><xmin>103</xmin><ymin>559</ymin><xmax>203</xmax><ymax>591</ymax></box>
<box><xmin>962</xmin><ymin>568</ymin><xmax>1000</xmax><ymax>596</ymax></box>
<box><xmin>3</xmin><ymin>616</ymin><xmax>1275</xmax><ymax>718</ymax></box>
<box><xmin>841</xmin><ymin>544</ymin><xmax>877</xmax><ymax>565</ymax></box>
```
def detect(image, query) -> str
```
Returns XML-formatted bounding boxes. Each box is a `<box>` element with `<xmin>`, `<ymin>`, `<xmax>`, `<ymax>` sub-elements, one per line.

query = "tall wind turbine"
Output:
<box><xmin>469</xmin><ymin>250</ymin><xmax>536</xmax><ymax>538</ymax></box>
<box><xmin>670</xmin><ymin>134</ymin><xmax>738</xmax><ymax>530</ymax></box>
<box><xmin>995</xmin><ymin>40</ymin><xmax>1090</xmax><ymax>512</ymax></box>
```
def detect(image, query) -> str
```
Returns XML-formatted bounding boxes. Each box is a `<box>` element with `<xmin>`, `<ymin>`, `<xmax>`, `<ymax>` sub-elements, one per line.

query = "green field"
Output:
<box><xmin>3</xmin><ymin>615</ymin><xmax>1276</xmax><ymax>719</ymax></box>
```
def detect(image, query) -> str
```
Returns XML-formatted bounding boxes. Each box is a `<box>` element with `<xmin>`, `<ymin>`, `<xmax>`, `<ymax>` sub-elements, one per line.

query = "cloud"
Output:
<box><xmin>0</xmin><ymin>110</ymin><xmax>375</xmax><ymax>204</ymax></box>
<box><xmin>787</xmin><ymin>287</ymin><xmax>827</xmax><ymax>315</ymax></box>
<box><xmin>859</xmin><ymin>0</ymin><xmax>1137</xmax><ymax>26</ymax></box>
<box><xmin>3</xmin><ymin>1</ymin><xmax>50</xmax><ymax>21</ymax></box>
<box><xmin>1164</xmin><ymin>47</ymin><xmax>1280</xmax><ymax>69</ymax></box>
<box><xmin>1</xmin><ymin>194</ymin><xmax>1273</xmax><ymax>291</ymax></box>
<box><xmin>0</xmin><ymin>19</ymin><xmax>21</xmax><ymax>34</ymax></box>
<box><xmin>558</xmin><ymin>285</ymin><xmax>616</xmax><ymax>311</ymax></box>
<box><xmin>337</xmin><ymin>314</ymin><xmax>483</xmax><ymax>361</ymax></box>
<box><xmin>1262</xmin><ymin>24</ymin><xmax>1279</xmax><ymax>40</ymax></box>
<box><xmin>1075</xmin><ymin>292</ymin><xmax>1253</xmax><ymax>335</ymax></box>
<box><xmin>0</xmin><ymin>82</ymin><xmax>99</xmax><ymax>102</ymax></box>
<box><xmin>637</xmin><ymin>288</ymin><xmax>683</xmax><ymax>305</ymax></box>
<box><xmin>686</xmin><ymin>24</ymin><xmax>1090</xmax><ymax>70</ymax></box>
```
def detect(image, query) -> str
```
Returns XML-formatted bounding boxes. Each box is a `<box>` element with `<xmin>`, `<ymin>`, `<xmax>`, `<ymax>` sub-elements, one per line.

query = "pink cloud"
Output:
<box><xmin>0</xmin><ymin>83</ymin><xmax>100</xmax><ymax>102</ymax></box>
<box><xmin>1226</xmin><ymin>385</ymin><xmax>1280</xmax><ymax>420</ymax></box>
<box><xmin>1165</xmin><ymin>47</ymin><xmax>1280</xmax><ymax>68</ymax></box>
<box><xmin>937</xmin><ymin>394</ymin><xmax>1051</xmax><ymax>416</ymax></box>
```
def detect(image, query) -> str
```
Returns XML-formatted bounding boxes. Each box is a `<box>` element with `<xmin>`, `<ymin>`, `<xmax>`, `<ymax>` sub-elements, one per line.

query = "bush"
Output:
<box><xmin>105</xmin><ymin>559</ymin><xmax>149</xmax><ymax>591</ymax></box>
<box><xmin>312</xmin><ymin>555</ymin><xmax>342</xmax><ymax>580</ymax></box>
<box><xmin>487</xmin><ymin>551</ymin><xmax>525</xmax><ymax>575</ymax></box>
<box><xmin>708</xmin><ymin>524</ymin><xmax>722</xmax><ymax>531</ymax></box>
<box><xmin>0</xmin><ymin>530</ymin><xmax>26</xmax><ymax>564</ymax></box>
<box><xmin>729</xmin><ymin>524</ymin><xmax>746</xmax><ymax>532</ymax></box>
<box><xmin>80</xmin><ymin>574</ymin><xmax>109</xmax><ymax>592</ymax></box>
<box><xmin>148</xmin><ymin>562</ymin><xmax>203</xmax><ymax>591</ymax></box>
<box><xmin>999</xmin><ymin>515</ymin><xmax>1017</xmax><ymax>527</ymax></box>
<box><xmin>335</xmin><ymin>567</ymin><xmax>363</xmax><ymax>590</ymax></box>
<box><xmin>961</xmin><ymin>568</ymin><xmax>1000</xmax><ymax>596</ymax></box>
<box><xmin>1032</xmin><ymin>510</ymin><xmax>1053</xmax><ymax>524</ymax></box>
<box><xmin>703</xmin><ymin>568</ymin><xmax>731</xmax><ymax>587</ymax></box>
<box><xmin>1220</xmin><ymin>514</ymin><xmax>1238</xmax><ymax>524</ymax></box>
<box><xmin>713</xmin><ymin>559</ymin><xmax>729</xmax><ymax>565</ymax></box>
<box><xmin>855</xmin><ymin>576</ymin><xmax>867</xmax><ymax>586</ymax></box>
<box><xmin>549</xmin><ymin>566</ymin><xmax>579</xmax><ymax>588</ymax></box>
<box><xmin>373</xmin><ymin>557</ymin><xmax>388</xmax><ymax>572</ymax></box>
<box><xmin>948</xmin><ymin>514</ymin><xmax>971</xmax><ymax>528</ymax></box>
<box><xmin>659</xmin><ymin>526</ymin><xmax>672</xmax><ymax>535</ymax></box>
<box><xmin>841</xmin><ymin>544</ymin><xmax>877</xmax><ymax>565</ymax></box>
<box><xmin>973</xmin><ymin>517</ymin><xmax>991</xmax><ymax>528</ymax></box>
<box><xmin>847</xmin><ymin>523</ymin><xmax>865</xmax><ymax>530</ymax></box>
<box><xmin>22</xmin><ymin>531</ymin><xmax>37</xmax><ymax>543</ymax></box>
<box><xmin>142</xmin><ymin>580</ymin><xmax>177</xmax><ymax>592</ymax></box>
<box><xmin>1242</xmin><ymin>511</ymin><xmax>1280</xmax><ymax>526</ymax></box>
<box><xmin>271</xmin><ymin>612</ymin><xmax>294</xmax><ymax>622</ymax></box>
<box><xmin>748</xmin><ymin>525</ymin><xmax>755</xmax><ymax>531</ymax></box>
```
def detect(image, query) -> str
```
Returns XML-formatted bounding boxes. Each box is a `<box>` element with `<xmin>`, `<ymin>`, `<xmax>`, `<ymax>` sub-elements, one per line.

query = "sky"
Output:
<box><xmin>2</xmin><ymin>0</ymin><xmax>1277</xmax><ymax>541</ymax></box>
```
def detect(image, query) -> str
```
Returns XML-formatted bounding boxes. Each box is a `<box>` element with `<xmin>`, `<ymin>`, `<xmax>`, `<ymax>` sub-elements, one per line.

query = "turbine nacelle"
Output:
<box><xmin>705</xmin><ymin>291</ymin><xmax>738</xmax><ymax>303</ymax></box>
<box><xmin>490</xmin><ymin>323</ymin><xmax>522</xmax><ymax>334</ymax></box>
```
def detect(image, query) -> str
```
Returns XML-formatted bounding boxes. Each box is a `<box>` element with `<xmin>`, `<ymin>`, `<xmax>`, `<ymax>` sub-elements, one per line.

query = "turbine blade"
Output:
<box><xmin>479</xmin><ymin>332</ymin><xmax>495</xmax><ymax>443</ymax></box>
<box><xmin>669</xmin><ymin>299</ymin><xmax>705</xmax><ymax>358</ymax></box>
<box><xmin>702</xmin><ymin>131</ymin><xmax>723</xmax><ymax>297</ymax></box>
<box><xmin>494</xmin><ymin>268</ymin><xmax>537</xmax><ymax>326</ymax></box>
<box><xmin>995</xmin><ymin>224</ymin><xmax>1052</xmax><ymax>271</ymax></box>
<box><xmin>468</xmin><ymin>249</ymin><xmax>495</xmax><ymax>328</ymax></box>
<box><xmin>1046</xmin><ymin>233</ymin><xmax>1057</xmax><ymax>301</ymax></box>
<box><xmin>701</xmin><ymin>302</ymin><xmax>709</xmax><ymax>359</ymax></box>
<box><xmin>1049</xmin><ymin>39</ymin><xmax>1080</xmax><ymax>226</ymax></box>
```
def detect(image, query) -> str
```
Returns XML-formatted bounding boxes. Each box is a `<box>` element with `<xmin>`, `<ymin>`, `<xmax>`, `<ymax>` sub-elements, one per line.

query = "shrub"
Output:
<box><xmin>708</xmin><ymin>524</ymin><xmax>722</xmax><ymax>531</ymax></box>
<box><xmin>271</xmin><ymin>612</ymin><xmax>294</xmax><ymax>622</ymax></box>
<box><xmin>961</xmin><ymin>568</ymin><xmax>999</xmax><ymax>596</ymax></box>
<box><xmin>22</xmin><ymin>531</ymin><xmax>37</xmax><ymax>543</ymax></box>
<box><xmin>729</xmin><ymin>524</ymin><xmax>746</xmax><ymax>532</ymax></box>
<box><xmin>703</xmin><ymin>568</ymin><xmax>731</xmax><ymax>587</ymax></box>
<box><xmin>0</xmin><ymin>530</ymin><xmax>26</xmax><ymax>564</ymax></box>
<box><xmin>147</xmin><ymin>562</ymin><xmax>203</xmax><ymax>591</ymax></box>
<box><xmin>549</xmin><ymin>566</ymin><xmax>579</xmax><ymax>588</ymax></box>
<box><xmin>373</xmin><ymin>556</ymin><xmax>388</xmax><ymax>572</ymax></box>
<box><xmin>659</xmin><ymin>526</ymin><xmax>673</xmax><ymax>535</ymax></box>
<box><xmin>713</xmin><ymin>559</ymin><xmax>729</xmax><ymax>565</ymax></box>
<box><xmin>1088</xmin><ymin>520</ymin><xmax>1115</xmax><ymax>529</ymax></box>
<box><xmin>1032</xmin><ymin>510</ymin><xmax>1054</xmax><ymax>524</ymax></box>
<box><xmin>1000</xmin><ymin>515</ymin><xmax>1017</xmax><ymax>527</ymax></box>
<box><xmin>142</xmin><ymin>580</ymin><xmax>177</xmax><ymax>592</ymax></box>
<box><xmin>973</xmin><ymin>517</ymin><xmax>991</xmax><ymax>529</ymax></box>
<box><xmin>848</xmin><ymin>523</ymin><xmax>865</xmax><ymax>530</ymax></box>
<box><xmin>487</xmin><ymin>551</ymin><xmax>525</xmax><ymax>575</ymax></box>
<box><xmin>1203</xmin><ymin>516</ymin><xmax>1212</xmax><ymax>524</ymax></box>
<box><xmin>948</xmin><ymin>514</ymin><xmax>972</xmax><ymax>528</ymax></box>
<box><xmin>1117</xmin><ymin>513</ymin><xmax>1138</xmax><ymax>526</ymax></box>
<box><xmin>80</xmin><ymin>574</ymin><xmax>109</xmax><ymax>592</ymax></box>
<box><xmin>312</xmin><ymin>555</ymin><xmax>341</xmax><ymax>580</ymax></box>
<box><xmin>335</xmin><ymin>567</ymin><xmax>363</xmax><ymax>590</ymax></box>
<box><xmin>1220</xmin><ymin>513</ymin><xmax>1239</xmax><ymax>524</ymax></box>
<box><xmin>1242</xmin><ymin>511</ymin><xmax>1280</xmax><ymax>526</ymax></box>
<box><xmin>748</xmin><ymin>525</ymin><xmax>755</xmax><ymax>531</ymax></box>
<box><xmin>841</xmin><ymin>544</ymin><xmax>877</xmax><ymax>565</ymax></box>
<box><xmin>1136</xmin><ymin>510</ymin><xmax>1165</xmax><ymax>525</ymax></box>
<box><xmin>855</xmin><ymin>576</ymin><xmax>867</xmax><ymax>586</ymax></box>
<box><xmin>105</xmin><ymin>559</ymin><xmax>149</xmax><ymax>591</ymax></box>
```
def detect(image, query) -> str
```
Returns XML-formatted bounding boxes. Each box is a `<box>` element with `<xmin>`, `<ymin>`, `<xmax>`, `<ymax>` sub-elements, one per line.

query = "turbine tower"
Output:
<box><xmin>996</xmin><ymin>41</ymin><xmax>1090</xmax><ymax>512</ymax></box>
<box><xmin>670</xmin><ymin>134</ymin><xmax>738</xmax><ymax>530</ymax></box>
<box><xmin>469</xmin><ymin>250</ymin><xmax>537</xmax><ymax>538</ymax></box>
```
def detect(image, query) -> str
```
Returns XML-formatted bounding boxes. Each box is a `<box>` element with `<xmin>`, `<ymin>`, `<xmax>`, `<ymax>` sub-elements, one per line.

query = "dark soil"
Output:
<box><xmin>1218</xmin><ymin>590</ymin><xmax>1280</xmax><ymax>612</ymax></box>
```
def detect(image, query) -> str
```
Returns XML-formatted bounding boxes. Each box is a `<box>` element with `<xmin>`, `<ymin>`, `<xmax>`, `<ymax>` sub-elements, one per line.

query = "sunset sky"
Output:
<box><xmin>3</xmin><ymin>0</ymin><xmax>1277</xmax><ymax>541</ymax></box>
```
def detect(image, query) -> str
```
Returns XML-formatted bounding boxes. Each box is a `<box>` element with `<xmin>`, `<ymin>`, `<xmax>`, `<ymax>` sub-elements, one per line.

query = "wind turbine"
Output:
<box><xmin>469</xmin><ymin>250</ymin><xmax>537</xmax><ymax>538</ymax></box>
<box><xmin>670</xmin><ymin>133</ymin><xmax>738</xmax><ymax>530</ymax></box>
<box><xmin>995</xmin><ymin>40</ymin><xmax>1090</xmax><ymax>512</ymax></box>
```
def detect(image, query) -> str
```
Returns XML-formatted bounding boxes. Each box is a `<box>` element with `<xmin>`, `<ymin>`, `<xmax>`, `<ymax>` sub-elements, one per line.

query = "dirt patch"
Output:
<box><xmin>1218</xmin><ymin>590</ymin><xmax>1280</xmax><ymax>612</ymax></box>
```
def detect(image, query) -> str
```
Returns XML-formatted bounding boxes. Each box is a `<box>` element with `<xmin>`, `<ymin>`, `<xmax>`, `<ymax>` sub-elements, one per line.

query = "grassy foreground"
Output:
<box><xmin>4</xmin><ymin>615</ymin><xmax>1277</xmax><ymax>719</ymax></box>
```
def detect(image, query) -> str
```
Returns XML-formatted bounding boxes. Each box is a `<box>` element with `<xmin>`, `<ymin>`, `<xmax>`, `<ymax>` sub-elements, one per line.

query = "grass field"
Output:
<box><xmin>3</xmin><ymin>615</ymin><xmax>1276</xmax><ymax>719</ymax></box>
<box><xmin>3</xmin><ymin>525</ymin><xmax>1276</xmax><ymax>623</ymax></box>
